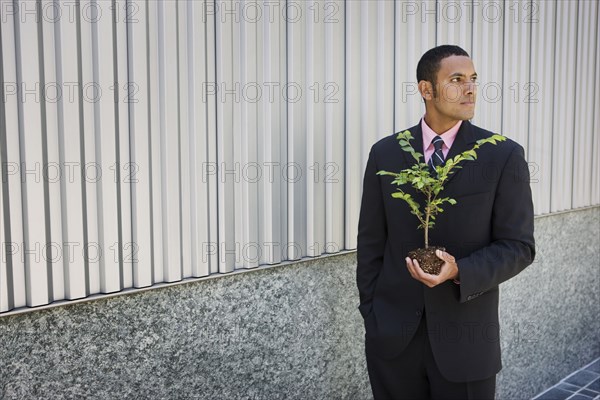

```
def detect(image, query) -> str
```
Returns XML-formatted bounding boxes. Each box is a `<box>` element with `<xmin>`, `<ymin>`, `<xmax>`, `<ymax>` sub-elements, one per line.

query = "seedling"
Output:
<box><xmin>377</xmin><ymin>129</ymin><xmax>506</xmax><ymax>274</ymax></box>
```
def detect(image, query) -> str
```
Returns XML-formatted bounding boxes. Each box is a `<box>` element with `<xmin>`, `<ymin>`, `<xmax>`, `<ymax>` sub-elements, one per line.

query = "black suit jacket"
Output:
<box><xmin>356</xmin><ymin>120</ymin><xmax>535</xmax><ymax>382</ymax></box>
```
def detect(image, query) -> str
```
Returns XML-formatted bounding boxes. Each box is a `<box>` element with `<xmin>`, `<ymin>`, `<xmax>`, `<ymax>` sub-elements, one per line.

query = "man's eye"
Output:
<box><xmin>471</xmin><ymin>77</ymin><xmax>478</xmax><ymax>82</ymax></box>
<box><xmin>451</xmin><ymin>77</ymin><xmax>460</xmax><ymax>82</ymax></box>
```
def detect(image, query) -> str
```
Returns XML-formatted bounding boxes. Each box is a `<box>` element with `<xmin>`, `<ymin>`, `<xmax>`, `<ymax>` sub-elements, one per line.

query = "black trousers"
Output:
<box><xmin>365</xmin><ymin>314</ymin><xmax>496</xmax><ymax>400</ymax></box>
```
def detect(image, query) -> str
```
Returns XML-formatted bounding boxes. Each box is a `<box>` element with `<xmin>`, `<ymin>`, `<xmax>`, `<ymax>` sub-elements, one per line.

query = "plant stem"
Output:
<box><xmin>424</xmin><ymin>191</ymin><xmax>431</xmax><ymax>249</ymax></box>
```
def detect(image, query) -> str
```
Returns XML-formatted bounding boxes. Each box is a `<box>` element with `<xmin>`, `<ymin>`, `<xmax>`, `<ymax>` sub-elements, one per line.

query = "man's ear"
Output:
<box><xmin>418</xmin><ymin>80</ymin><xmax>433</xmax><ymax>101</ymax></box>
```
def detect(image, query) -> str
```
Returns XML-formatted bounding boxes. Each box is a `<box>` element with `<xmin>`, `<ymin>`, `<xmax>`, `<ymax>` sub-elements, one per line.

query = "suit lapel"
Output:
<box><xmin>445</xmin><ymin>120</ymin><xmax>477</xmax><ymax>160</ymax></box>
<box><xmin>390</xmin><ymin>122</ymin><xmax>426</xmax><ymax>202</ymax></box>
<box><xmin>443</xmin><ymin>120</ymin><xmax>478</xmax><ymax>187</ymax></box>
<box><xmin>400</xmin><ymin>122</ymin><xmax>423</xmax><ymax>167</ymax></box>
<box><xmin>409</xmin><ymin>122</ymin><xmax>424</xmax><ymax>158</ymax></box>
<box><xmin>400</xmin><ymin>119</ymin><xmax>478</xmax><ymax>186</ymax></box>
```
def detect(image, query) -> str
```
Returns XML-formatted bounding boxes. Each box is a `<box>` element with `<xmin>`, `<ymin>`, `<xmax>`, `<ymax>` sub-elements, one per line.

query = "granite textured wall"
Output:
<box><xmin>497</xmin><ymin>206</ymin><xmax>600</xmax><ymax>399</ymax></box>
<box><xmin>0</xmin><ymin>252</ymin><xmax>370</xmax><ymax>400</ymax></box>
<box><xmin>0</xmin><ymin>206</ymin><xmax>598</xmax><ymax>399</ymax></box>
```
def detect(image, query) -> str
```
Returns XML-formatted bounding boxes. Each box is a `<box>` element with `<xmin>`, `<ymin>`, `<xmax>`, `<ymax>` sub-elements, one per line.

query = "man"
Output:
<box><xmin>356</xmin><ymin>45</ymin><xmax>535</xmax><ymax>399</ymax></box>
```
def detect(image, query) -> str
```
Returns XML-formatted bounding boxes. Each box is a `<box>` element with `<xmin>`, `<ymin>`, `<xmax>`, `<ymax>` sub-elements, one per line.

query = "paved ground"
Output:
<box><xmin>532</xmin><ymin>358</ymin><xmax>600</xmax><ymax>400</ymax></box>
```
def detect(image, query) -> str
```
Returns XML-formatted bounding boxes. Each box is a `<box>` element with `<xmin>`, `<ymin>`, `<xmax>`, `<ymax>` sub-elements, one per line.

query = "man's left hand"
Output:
<box><xmin>405</xmin><ymin>249</ymin><xmax>459</xmax><ymax>288</ymax></box>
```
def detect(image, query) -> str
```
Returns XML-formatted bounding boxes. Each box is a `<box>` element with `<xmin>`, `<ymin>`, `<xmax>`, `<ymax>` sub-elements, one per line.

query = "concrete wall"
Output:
<box><xmin>0</xmin><ymin>206</ymin><xmax>598</xmax><ymax>399</ymax></box>
<box><xmin>497</xmin><ymin>206</ymin><xmax>600</xmax><ymax>399</ymax></box>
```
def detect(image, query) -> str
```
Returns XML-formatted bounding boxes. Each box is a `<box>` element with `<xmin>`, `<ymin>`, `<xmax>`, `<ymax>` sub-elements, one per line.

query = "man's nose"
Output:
<box><xmin>465</xmin><ymin>81</ymin><xmax>476</xmax><ymax>95</ymax></box>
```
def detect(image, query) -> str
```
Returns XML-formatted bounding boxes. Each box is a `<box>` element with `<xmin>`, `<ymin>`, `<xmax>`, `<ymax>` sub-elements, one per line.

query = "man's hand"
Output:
<box><xmin>405</xmin><ymin>249</ymin><xmax>459</xmax><ymax>288</ymax></box>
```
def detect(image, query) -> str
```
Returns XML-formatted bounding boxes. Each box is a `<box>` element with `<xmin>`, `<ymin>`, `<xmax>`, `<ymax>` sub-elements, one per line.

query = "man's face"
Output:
<box><xmin>428</xmin><ymin>55</ymin><xmax>478</xmax><ymax>122</ymax></box>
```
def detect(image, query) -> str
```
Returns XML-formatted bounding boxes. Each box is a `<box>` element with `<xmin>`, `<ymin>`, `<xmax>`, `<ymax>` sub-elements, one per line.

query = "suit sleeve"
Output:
<box><xmin>356</xmin><ymin>148</ymin><xmax>388</xmax><ymax>318</ymax></box>
<box><xmin>456</xmin><ymin>143</ymin><xmax>536</xmax><ymax>303</ymax></box>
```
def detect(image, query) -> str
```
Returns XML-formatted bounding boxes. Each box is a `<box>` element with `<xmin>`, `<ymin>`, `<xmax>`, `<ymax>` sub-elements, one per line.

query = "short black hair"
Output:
<box><xmin>416</xmin><ymin>45</ymin><xmax>470</xmax><ymax>93</ymax></box>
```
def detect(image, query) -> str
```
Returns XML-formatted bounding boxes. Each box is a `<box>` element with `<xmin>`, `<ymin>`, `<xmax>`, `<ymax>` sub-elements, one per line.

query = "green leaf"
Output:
<box><xmin>382</xmin><ymin>129</ymin><xmax>506</xmax><ymax>243</ymax></box>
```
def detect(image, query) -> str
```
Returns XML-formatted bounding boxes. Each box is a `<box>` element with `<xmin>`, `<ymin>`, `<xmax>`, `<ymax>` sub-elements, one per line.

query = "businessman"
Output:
<box><xmin>356</xmin><ymin>45</ymin><xmax>535</xmax><ymax>399</ymax></box>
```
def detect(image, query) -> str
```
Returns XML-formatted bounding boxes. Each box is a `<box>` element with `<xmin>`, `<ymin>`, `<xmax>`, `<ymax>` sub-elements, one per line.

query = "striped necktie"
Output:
<box><xmin>429</xmin><ymin>136</ymin><xmax>445</xmax><ymax>176</ymax></box>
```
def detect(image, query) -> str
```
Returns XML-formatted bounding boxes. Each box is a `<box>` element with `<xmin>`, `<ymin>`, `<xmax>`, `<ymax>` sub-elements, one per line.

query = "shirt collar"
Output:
<box><xmin>421</xmin><ymin>118</ymin><xmax>462</xmax><ymax>149</ymax></box>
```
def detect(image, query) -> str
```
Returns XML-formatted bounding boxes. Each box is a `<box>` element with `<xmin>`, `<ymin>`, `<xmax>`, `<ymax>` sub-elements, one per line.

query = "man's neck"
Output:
<box><xmin>423</xmin><ymin>114</ymin><xmax>461</xmax><ymax>135</ymax></box>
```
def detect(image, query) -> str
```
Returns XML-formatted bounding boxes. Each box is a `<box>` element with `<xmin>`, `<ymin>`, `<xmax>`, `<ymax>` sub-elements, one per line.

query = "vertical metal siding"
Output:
<box><xmin>0</xmin><ymin>53</ymin><xmax>8</xmax><ymax>310</ymax></box>
<box><xmin>572</xmin><ymin>0</ymin><xmax>598</xmax><ymax>208</ymax></box>
<box><xmin>214</xmin><ymin>0</ymin><xmax>235</xmax><ymax>271</ymax></box>
<box><xmin>0</xmin><ymin>147</ymin><xmax>6</xmax><ymax>311</ymax></box>
<box><xmin>2</xmin><ymin>0</ymin><xmax>27</xmax><ymax>310</ymax></box>
<box><xmin>345</xmin><ymin>0</ymin><xmax>395</xmax><ymax>250</ymax></box>
<box><xmin>116</xmin><ymin>0</ymin><xmax>133</xmax><ymax>290</ymax></box>
<box><xmin>178</xmin><ymin>0</ymin><xmax>192</xmax><ymax>278</ymax></box>
<box><xmin>128</xmin><ymin>0</ymin><xmax>152</xmax><ymax>287</ymax></box>
<box><xmin>286</xmin><ymin>0</ymin><xmax>307</xmax><ymax>260</ymax></box>
<box><xmin>501</xmin><ymin>0</ymin><xmax>531</xmax><ymax>154</ymax></box>
<box><xmin>239</xmin><ymin>0</ymin><xmax>259</xmax><ymax>266</ymax></box>
<box><xmin>326</xmin><ymin>0</ymin><xmax>345</xmax><ymax>255</ymax></box>
<box><xmin>205</xmin><ymin>0</ymin><xmax>219</xmax><ymax>275</ymax></box>
<box><xmin>93</xmin><ymin>0</ymin><xmax>121</xmax><ymax>293</ymax></box>
<box><xmin>0</xmin><ymin>0</ymin><xmax>598</xmax><ymax>315</ymax></box>
<box><xmin>41</xmin><ymin>0</ymin><xmax>63</xmax><ymax>301</ymax></box>
<box><xmin>593</xmin><ymin>3</ymin><xmax>600</xmax><ymax>206</ymax></box>
<box><xmin>257</xmin><ymin>0</ymin><xmax>287</xmax><ymax>265</ymax></box>
<box><xmin>14</xmin><ymin>0</ymin><xmax>50</xmax><ymax>306</ymax></box>
<box><xmin>344</xmin><ymin>0</ymin><xmax>362</xmax><ymax>249</ymax></box>
<box><xmin>187</xmin><ymin>0</ymin><xmax>213</xmax><ymax>277</ymax></box>
<box><xmin>527</xmin><ymin>0</ymin><xmax>555</xmax><ymax>215</ymax></box>
<box><xmin>394</xmin><ymin>0</ymin><xmax>436</xmax><ymax>131</ymax></box>
<box><xmin>159</xmin><ymin>0</ymin><xmax>182</xmax><ymax>281</ymax></box>
<box><xmin>471</xmin><ymin>0</ymin><xmax>504</xmax><ymax>134</ymax></box>
<box><xmin>375</xmin><ymin>1</ymin><xmax>394</xmax><ymax>158</ymax></box>
<box><xmin>436</xmin><ymin>0</ymin><xmax>472</xmax><ymax>53</ymax></box>
<box><xmin>79</xmin><ymin>0</ymin><xmax>97</xmax><ymax>295</ymax></box>
<box><xmin>307</xmin><ymin>0</ymin><xmax>327</xmax><ymax>257</ymax></box>
<box><xmin>147</xmin><ymin>0</ymin><xmax>162</xmax><ymax>282</ymax></box>
<box><xmin>550</xmin><ymin>0</ymin><xmax>578</xmax><ymax>212</ymax></box>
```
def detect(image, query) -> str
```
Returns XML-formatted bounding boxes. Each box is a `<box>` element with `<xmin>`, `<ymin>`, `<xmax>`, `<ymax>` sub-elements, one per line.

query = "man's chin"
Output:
<box><xmin>460</xmin><ymin>111</ymin><xmax>475</xmax><ymax>120</ymax></box>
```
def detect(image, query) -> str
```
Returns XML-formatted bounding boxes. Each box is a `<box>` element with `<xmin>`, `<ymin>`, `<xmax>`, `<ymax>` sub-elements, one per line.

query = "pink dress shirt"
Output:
<box><xmin>421</xmin><ymin>118</ymin><xmax>462</xmax><ymax>163</ymax></box>
<box><xmin>420</xmin><ymin>117</ymin><xmax>463</xmax><ymax>284</ymax></box>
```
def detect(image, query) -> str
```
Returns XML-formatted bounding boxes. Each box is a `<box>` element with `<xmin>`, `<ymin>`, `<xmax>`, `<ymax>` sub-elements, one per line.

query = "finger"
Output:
<box><xmin>405</xmin><ymin>257</ymin><xmax>417</xmax><ymax>278</ymax></box>
<box><xmin>409</xmin><ymin>259</ymin><xmax>423</xmax><ymax>281</ymax></box>
<box><xmin>436</xmin><ymin>249</ymin><xmax>455</xmax><ymax>263</ymax></box>
<box><xmin>419</xmin><ymin>268</ymin><xmax>445</xmax><ymax>287</ymax></box>
<box><xmin>436</xmin><ymin>262</ymin><xmax>454</xmax><ymax>280</ymax></box>
<box><xmin>407</xmin><ymin>258</ymin><xmax>429</xmax><ymax>285</ymax></box>
<box><xmin>412</xmin><ymin>259</ymin><xmax>431</xmax><ymax>282</ymax></box>
<box><xmin>411</xmin><ymin>260</ymin><xmax>439</xmax><ymax>287</ymax></box>
<box><xmin>412</xmin><ymin>258</ymin><xmax>420</xmax><ymax>271</ymax></box>
<box><xmin>407</xmin><ymin>258</ymin><xmax>442</xmax><ymax>288</ymax></box>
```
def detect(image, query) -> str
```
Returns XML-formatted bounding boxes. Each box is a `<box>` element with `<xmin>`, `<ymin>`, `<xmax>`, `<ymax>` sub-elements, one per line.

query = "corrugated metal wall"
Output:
<box><xmin>1</xmin><ymin>0</ymin><xmax>598</xmax><ymax>314</ymax></box>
